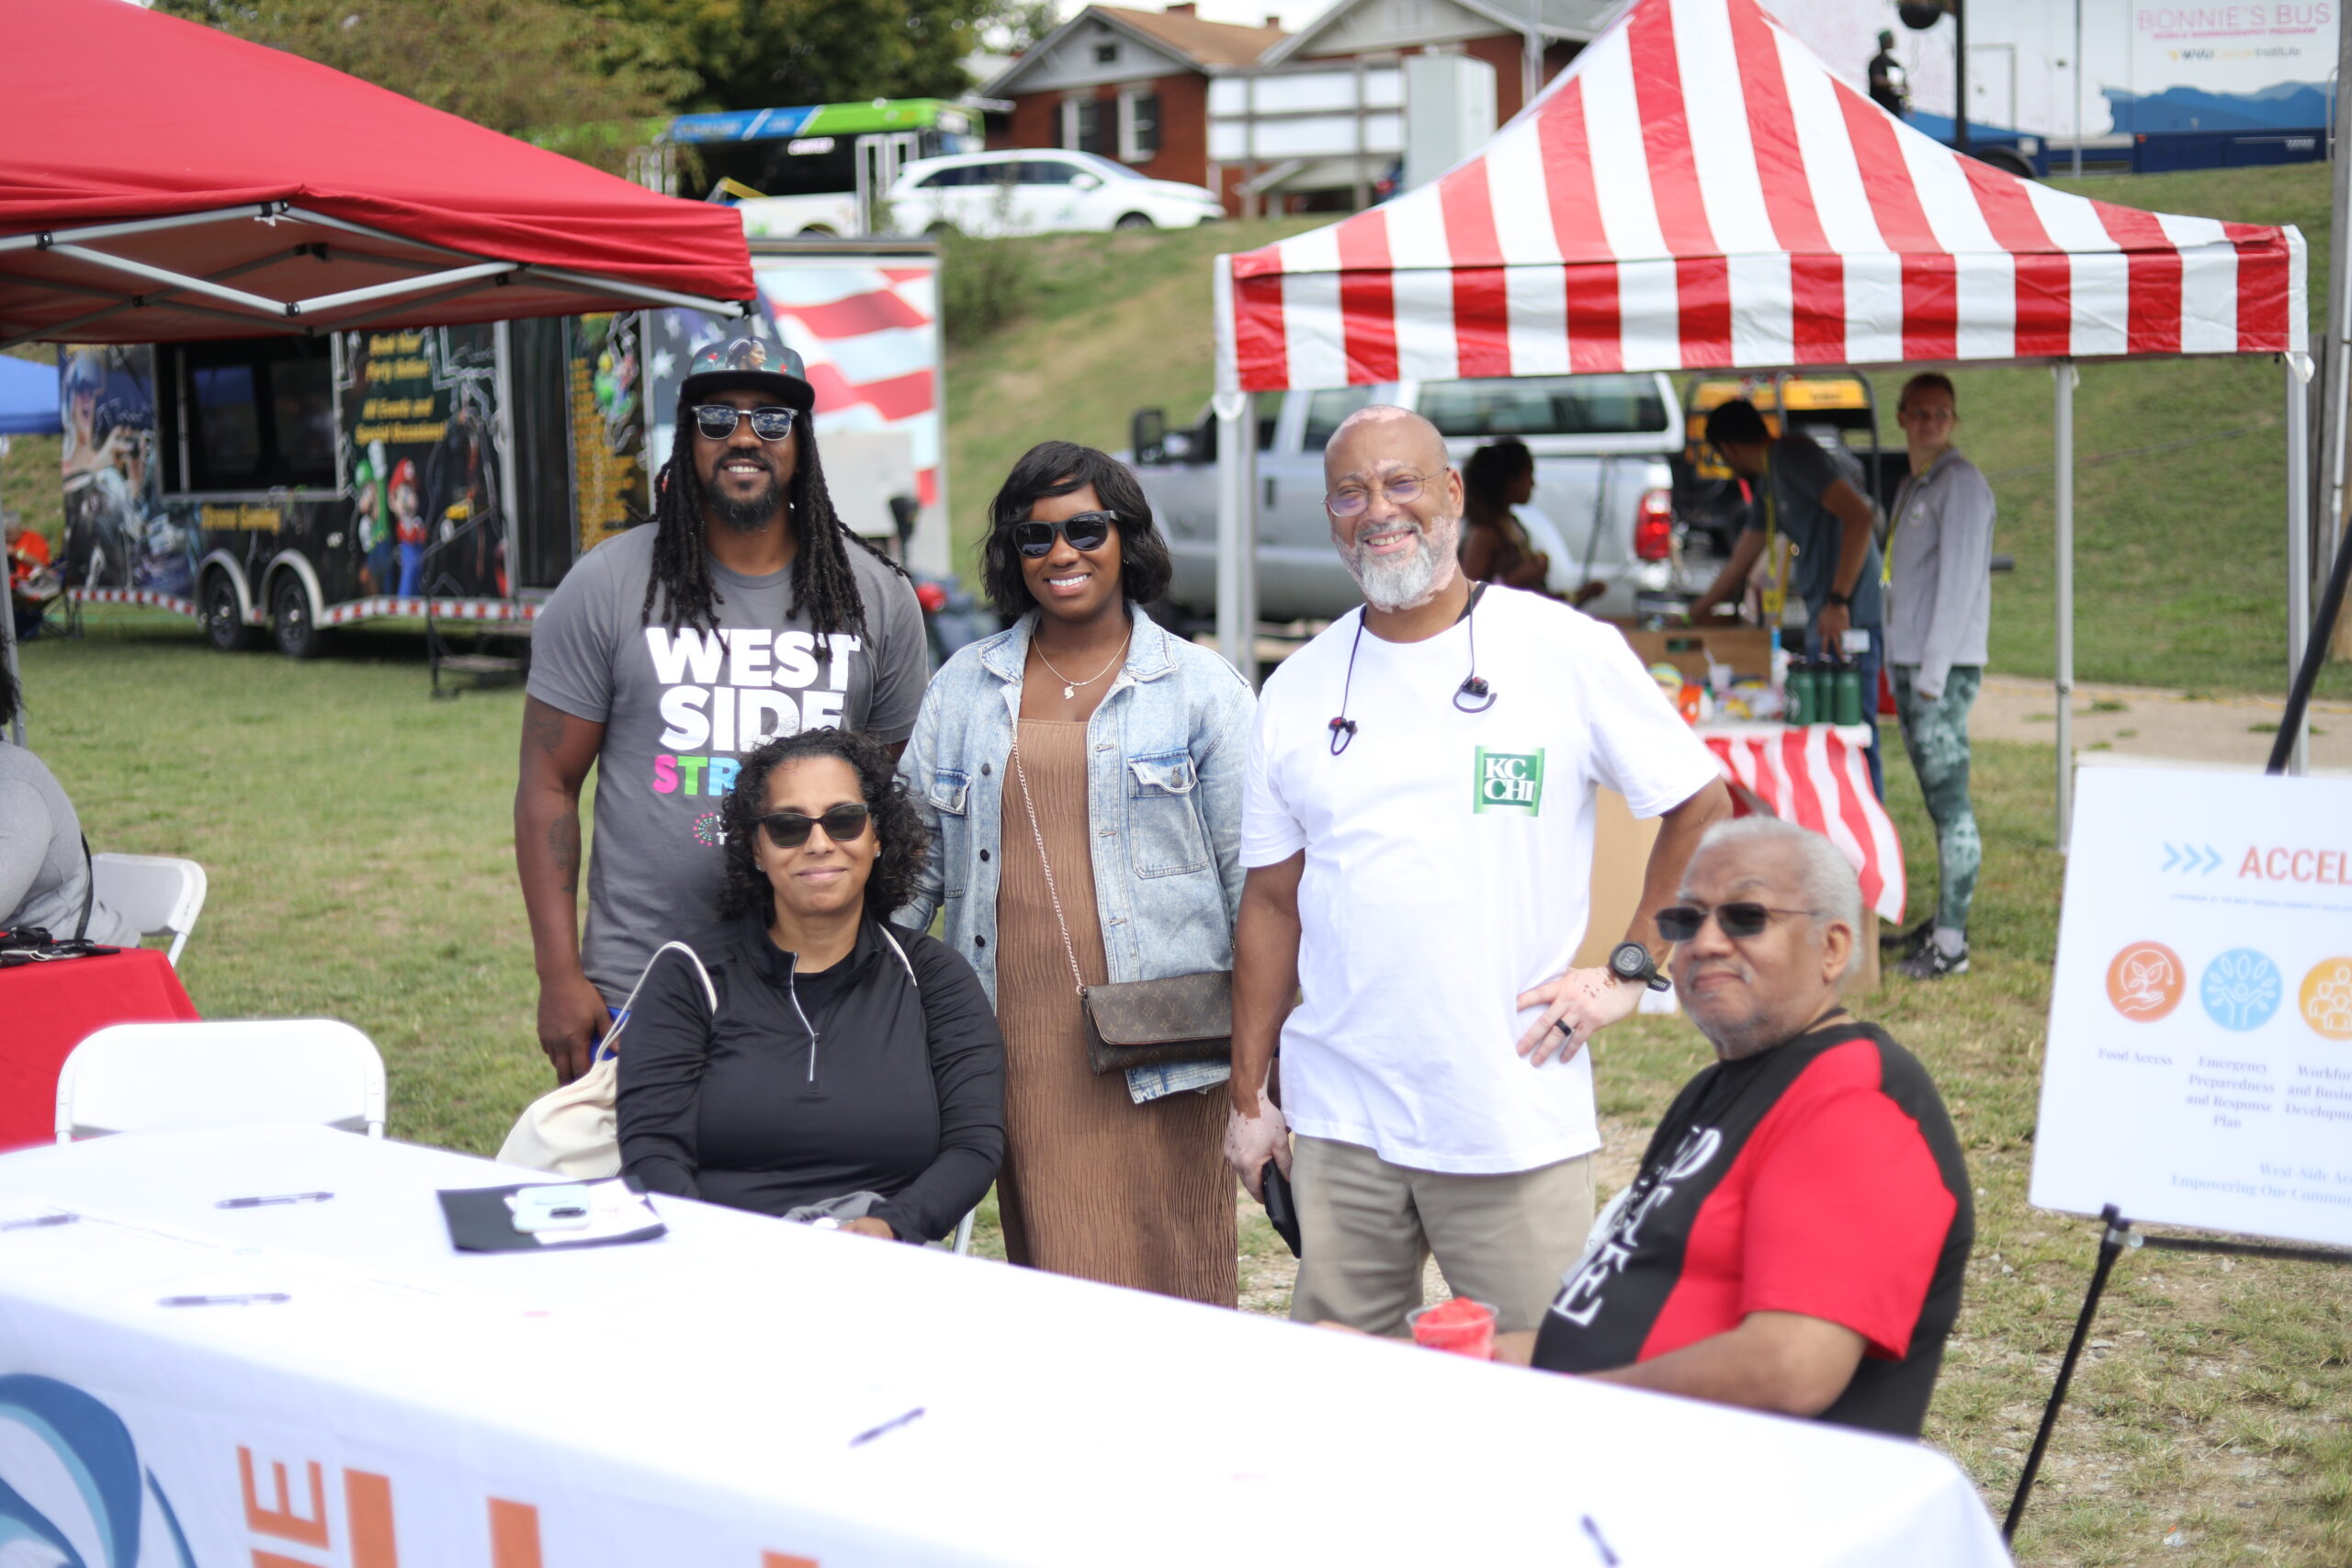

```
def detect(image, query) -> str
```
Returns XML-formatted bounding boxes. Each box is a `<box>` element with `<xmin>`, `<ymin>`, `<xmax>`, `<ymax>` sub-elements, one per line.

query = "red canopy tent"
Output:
<box><xmin>1207</xmin><ymin>0</ymin><xmax>2316</xmax><ymax>820</ymax></box>
<box><xmin>0</xmin><ymin>0</ymin><xmax>753</xmax><ymax>346</ymax></box>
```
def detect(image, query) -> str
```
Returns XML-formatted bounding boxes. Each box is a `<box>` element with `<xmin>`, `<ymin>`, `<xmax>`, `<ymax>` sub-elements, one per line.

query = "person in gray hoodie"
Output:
<box><xmin>0</xmin><ymin>660</ymin><xmax>135</xmax><ymax>945</ymax></box>
<box><xmin>1881</xmin><ymin>374</ymin><xmax>1995</xmax><ymax>980</ymax></box>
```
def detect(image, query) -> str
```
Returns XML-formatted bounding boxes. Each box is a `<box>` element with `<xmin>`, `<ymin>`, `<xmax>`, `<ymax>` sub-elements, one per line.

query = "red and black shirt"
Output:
<box><xmin>1532</xmin><ymin>1019</ymin><xmax>1972</xmax><ymax>1437</ymax></box>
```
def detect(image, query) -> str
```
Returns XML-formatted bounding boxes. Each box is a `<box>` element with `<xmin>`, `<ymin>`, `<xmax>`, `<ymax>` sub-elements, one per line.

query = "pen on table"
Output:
<box><xmin>0</xmin><ymin>1213</ymin><xmax>78</xmax><ymax>1231</ymax></box>
<box><xmin>214</xmin><ymin>1191</ymin><xmax>334</xmax><ymax>1209</ymax></box>
<box><xmin>157</xmin><ymin>1292</ymin><xmax>292</xmax><ymax>1308</ymax></box>
<box><xmin>848</xmin><ymin>1407</ymin><xmax>926</xmax><ymax>1448</ymax></box>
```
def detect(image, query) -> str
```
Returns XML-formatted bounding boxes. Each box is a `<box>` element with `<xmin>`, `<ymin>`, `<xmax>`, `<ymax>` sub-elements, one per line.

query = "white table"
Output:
<box><xmin>0</xmin><ymin>1127</ymin><xmax>2011</xmax><ymax>1567</ymax></box>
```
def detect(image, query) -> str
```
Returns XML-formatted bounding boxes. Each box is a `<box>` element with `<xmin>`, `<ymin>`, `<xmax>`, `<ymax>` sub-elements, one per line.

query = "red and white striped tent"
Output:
<box><xmin>1205</xmin><ymin>0</ymin><xmax>2319</xmax><ymax>806</ymax></box>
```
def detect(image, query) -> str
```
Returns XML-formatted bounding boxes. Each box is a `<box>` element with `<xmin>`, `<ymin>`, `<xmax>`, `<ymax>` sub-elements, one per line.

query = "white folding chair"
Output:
<box><xmin>56</xmin><ymin>1020</ymin><xmax>386</xmax><ymax>1143</ymax></box>
<box><xmin>88</xmin><ymin>852</ymin><xmax>207</xmax><ymax>966</ymax></box>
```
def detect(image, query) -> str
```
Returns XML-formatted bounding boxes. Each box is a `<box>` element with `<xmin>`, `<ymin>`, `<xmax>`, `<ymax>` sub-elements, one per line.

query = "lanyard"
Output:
<box><xmin>1758</xmin><ymin>452</ymin><xmax>1787</xmax><ymax>619</ymax></box>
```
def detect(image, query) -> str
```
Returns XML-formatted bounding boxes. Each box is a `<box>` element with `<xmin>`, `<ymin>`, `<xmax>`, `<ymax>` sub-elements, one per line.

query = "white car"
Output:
<box><xmin>887</xmin><ymin>150</ymin><xmax>1223</xmax><ymax>238</ymax></box>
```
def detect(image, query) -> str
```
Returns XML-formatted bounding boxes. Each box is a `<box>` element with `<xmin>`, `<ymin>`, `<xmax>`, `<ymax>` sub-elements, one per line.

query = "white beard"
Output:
<box><xmin>1337</xmin><ymin>512</ymin><xmax>1462</xmax><ymax>612</ymax></box>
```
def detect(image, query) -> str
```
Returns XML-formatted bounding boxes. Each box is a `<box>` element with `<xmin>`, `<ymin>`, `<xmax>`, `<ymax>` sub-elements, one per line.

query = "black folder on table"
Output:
<box><xmin>438</xmin><ymin>1179</ymin><xmax>665</xmax><ymax>1253</ymax></box>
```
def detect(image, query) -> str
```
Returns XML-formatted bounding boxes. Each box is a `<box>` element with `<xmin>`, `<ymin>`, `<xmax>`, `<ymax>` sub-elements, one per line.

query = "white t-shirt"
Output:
<box><xmin>1241</xmin><ymin>587</ymin><xmax>1720</xmax><ymax>1175</ymax></box>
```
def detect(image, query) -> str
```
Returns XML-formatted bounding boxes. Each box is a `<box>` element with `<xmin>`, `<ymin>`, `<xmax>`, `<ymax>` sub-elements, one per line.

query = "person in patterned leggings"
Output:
<box><xmin>1881</xmin><ymin>374</ymin><xmax>1994</xmax><ymax>979</ymax></box>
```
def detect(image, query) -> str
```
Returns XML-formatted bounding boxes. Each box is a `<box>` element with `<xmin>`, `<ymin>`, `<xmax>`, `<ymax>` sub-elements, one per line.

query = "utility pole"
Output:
<box><xmin>2072</xmin><ymin>0</ymin><xmax>2083</xmax><ymax>176</ymax></box>
<box><xmin>1952</xmin><ymin>0</ymin><xmax>1969</xmax><ymax>153</ymax></box>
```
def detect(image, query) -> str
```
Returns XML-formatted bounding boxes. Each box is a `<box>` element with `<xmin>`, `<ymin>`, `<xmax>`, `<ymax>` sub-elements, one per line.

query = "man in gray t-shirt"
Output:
<box><xmin>515</xmin><ymin>339</ymin><xmax>927</xmax><ymax>1082</ymax></box>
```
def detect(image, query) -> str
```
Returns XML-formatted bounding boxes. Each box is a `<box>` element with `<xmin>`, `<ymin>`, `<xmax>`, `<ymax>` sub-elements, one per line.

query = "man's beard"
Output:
<box><xmin>704</xmin><ymin>459</ymin><xmax>783</xmax><ymax>533</ymax></box>
<box><xmin>1336</xmin><ymin>511</ymin><xmax>1460</xmax><ymax>612</ymax></box>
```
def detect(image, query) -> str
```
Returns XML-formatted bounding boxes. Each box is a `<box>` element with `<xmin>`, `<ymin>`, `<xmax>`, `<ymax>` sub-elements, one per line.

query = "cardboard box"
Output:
<box><xmin>1613</xmin><ymin>624</ymin><xmax>1775</xmax><ymax>682</ymax></box>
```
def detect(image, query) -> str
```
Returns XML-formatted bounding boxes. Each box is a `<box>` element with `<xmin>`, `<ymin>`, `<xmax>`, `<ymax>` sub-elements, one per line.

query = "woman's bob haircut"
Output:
<box><xmin>978</xmin><ymin>441</ymin><xmax>1174</xmax><ymax>617</ymax></box>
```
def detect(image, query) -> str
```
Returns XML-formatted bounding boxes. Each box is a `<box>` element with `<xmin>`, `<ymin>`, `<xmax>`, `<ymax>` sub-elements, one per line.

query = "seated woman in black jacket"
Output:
<box><xmin>616</xmin><ymin>728</ymin><xmax>1006</xmax><ymax>1242</ymax></box>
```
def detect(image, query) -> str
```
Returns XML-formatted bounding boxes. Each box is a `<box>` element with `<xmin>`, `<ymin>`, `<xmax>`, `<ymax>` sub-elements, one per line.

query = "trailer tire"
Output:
<box><xmin>270</xmin><ymin>572</ymin><xmax>327</xmax><ymax>660</ymax></box>
<box><xmin>1973</xmin><ymin>147</ymin><xmax>2036</xmax><ymax>180</ymax></box>
<box><xmin>201</xmin><ymin>570</ymin><xmax>258</xmax><ymax>653</ymax></box>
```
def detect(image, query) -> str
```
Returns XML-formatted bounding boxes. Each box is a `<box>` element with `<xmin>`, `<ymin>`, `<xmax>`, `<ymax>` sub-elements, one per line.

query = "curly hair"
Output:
<box><xmin>978</xmin><ymin>440</ymin><xmax>1173</xmax><ymax>617</ymax></box>
<box><xmin>717</xmin><ymin>728</ymin><xmax>927</xmax><ymax>925</ymax></box>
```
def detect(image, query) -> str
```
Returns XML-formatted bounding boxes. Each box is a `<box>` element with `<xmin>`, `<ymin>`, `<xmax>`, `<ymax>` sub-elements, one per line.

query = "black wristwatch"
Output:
<box><xmin>1824</xmin><ymin>589</ymin><xmax>1853</xmax><ymax>609</ymax></box>
<box><xmin>1608</xmin><ymin>941</ymin><xmax>1670</xmax><ymax>992</ymax></box>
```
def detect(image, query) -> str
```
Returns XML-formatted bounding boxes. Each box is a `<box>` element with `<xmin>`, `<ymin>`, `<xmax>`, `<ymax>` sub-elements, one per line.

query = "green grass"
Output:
<box><xmin>17</xmin><ymin>617</ymin><xmax>2351</xmax><ymax>1563</ymax></box>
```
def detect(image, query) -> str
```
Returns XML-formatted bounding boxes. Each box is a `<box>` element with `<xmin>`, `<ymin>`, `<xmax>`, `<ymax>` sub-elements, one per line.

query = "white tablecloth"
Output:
<box><xmin>0</xmin><ymin>1127</ymin><xmax>2009</xmax><ymax>1567</ymax></box>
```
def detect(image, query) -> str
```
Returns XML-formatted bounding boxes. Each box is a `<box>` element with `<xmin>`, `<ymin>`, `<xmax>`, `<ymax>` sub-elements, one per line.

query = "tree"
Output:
<box><xmin>153</xmin><ymin>0</ymin><xmax>695</xmax><ymax>174</ymax></box>
<box><xmin>573</xmin><ymin>0</ymin><xmax>1005</xmax><ymax>112</ymax></box>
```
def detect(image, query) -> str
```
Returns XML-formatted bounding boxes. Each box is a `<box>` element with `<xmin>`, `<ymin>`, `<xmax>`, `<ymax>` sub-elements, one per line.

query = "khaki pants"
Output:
<box><xmin>1287</xmin><ymin>1135</ymin><xmax>1596</xmax><ymax>1336</ymax></box>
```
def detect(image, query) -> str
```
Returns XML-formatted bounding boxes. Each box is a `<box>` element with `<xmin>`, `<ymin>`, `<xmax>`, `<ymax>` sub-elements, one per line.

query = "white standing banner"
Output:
<box><xmin>2032</xmin><ymin>768</ymin><xmax>2352</xmax><ymax>1247</ymax></box>
<box><xmin>0</xmin><ymin>1127</ymin><xmax>2011</xmax><ymax>1568</ymax></box>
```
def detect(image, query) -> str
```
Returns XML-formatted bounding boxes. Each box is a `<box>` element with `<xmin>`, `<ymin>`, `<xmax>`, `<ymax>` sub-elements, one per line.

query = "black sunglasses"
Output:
<box><xmin>757</xmin><ymin>804</ymin><xmax>871</xmax><ymax>850</ymax></box>
<box><xmin>1655</xmin><ymin>902</ymin><xmax>1819</xmax><ymax>942</ymax></box>
<box><xmin>692</xmin><ymin>404</ymin><xmax>797</xmax><ymax>441</ymax></box>
<box><xmin>1007</xmin><ymin>512</ymin><xmax>1116</xmax><ymax>558</ymax></box>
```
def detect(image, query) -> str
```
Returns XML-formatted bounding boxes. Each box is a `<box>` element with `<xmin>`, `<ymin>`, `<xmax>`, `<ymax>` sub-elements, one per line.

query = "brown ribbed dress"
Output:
<box><xmin>996</xmin><ymin>719</ymin><xmax>1238</xmax><ymax>1305</ymax></box>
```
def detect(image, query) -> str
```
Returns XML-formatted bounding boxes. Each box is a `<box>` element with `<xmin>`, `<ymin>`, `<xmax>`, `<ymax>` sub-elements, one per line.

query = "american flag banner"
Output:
<box><xmin>1213</xmin><ymin>0</ymin><xmax>2305</xmax><ymax>392</ymax></box>
<box><xmin>755</xmin><ymin>263</ymin><xmax>944</xmax><ymax>515</ymax></box>
<box><xmin>1703</xmin><ymin>728</ymin><xmax>1905</xmax><ymax>924</ymax></box>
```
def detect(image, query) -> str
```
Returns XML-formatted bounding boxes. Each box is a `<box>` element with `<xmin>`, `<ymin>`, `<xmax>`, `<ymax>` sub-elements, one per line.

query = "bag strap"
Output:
<box><xmin>874</xmin><ymin>922</ymin><xmax>919</xmax><ymax>987</ymax></box>
<box><xmin>1007</xmin><ymin>728</ymin><xmax>1087</xmax><ymax>999</ymax></box>
<box><xmin>600</xmin><ymin>941</ymin><xmax>718</xmax><ymax>1059</ymax></box>
<box><xmin>75</xmin><ymin>834</ymin><xmax>93</xmax><ymax>943</ymax></box>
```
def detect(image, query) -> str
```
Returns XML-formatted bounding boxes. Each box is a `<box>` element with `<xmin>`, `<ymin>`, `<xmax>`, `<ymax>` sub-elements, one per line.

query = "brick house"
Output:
<box><xmin>982</xmin><ymin>6</ymin><xmax>1287</xmax><ymax>197</ymax></box>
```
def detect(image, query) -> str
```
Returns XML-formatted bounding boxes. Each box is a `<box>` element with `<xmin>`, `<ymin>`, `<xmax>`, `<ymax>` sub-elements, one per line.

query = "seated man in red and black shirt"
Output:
<box><xmin>1496</xmin><ymin>817</ymin><xmax>1973</xmax><ymax>1438</ymax></box>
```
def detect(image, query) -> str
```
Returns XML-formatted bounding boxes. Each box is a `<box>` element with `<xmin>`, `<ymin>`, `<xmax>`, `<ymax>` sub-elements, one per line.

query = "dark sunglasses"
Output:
<box><xmin>1007</xmin><ymin>512</ymin><xmax>1116</xmax><ymax>558</ymax></box>
<box><xmin>692</xmin><ymin>404</ymin><xmax>797</xmax><ymax>441</ymax></box>
<box><xmin>1655</xmin><ymin>902</ymin><xmax>1818</xmax><ymax>942</ymax></box>
<box><xmin>757</xmin><ymin>804</ymin><xmax>871</xmax><ymax>849</ymax></box>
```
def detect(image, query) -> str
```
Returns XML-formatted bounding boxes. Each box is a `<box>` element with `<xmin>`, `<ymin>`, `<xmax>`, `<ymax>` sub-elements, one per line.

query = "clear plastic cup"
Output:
<box><xmin>1408</xmin><ymin>1297</ymin><xmax>1497</xmax><ymax>1359</ymax></box>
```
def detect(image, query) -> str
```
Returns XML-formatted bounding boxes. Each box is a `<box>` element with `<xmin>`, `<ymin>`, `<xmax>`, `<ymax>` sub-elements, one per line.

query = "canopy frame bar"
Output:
<box><xmin>2</xmin><ymin>204</ymin><xmax>750</xmax><ymax>340</ymax></box>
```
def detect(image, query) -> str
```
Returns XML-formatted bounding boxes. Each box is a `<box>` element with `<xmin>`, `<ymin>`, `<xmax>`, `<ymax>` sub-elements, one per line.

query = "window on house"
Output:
<box><xmin>1066</xmin><ymin>98</ymin><xmax>1114</xmax><ymax>158</ymax></box>
<box><xmin>1118</xmin><ymin>89</ymin><xmax>1160</xmax><ymax>163</ymax></box>
<box><xmin>1094</xmin><ymin>41</ymin><xmax>1119</xmax><ymax>63</ymax></box>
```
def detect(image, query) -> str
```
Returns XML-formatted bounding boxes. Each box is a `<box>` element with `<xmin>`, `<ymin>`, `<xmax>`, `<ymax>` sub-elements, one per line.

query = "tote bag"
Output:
<box><xmin>496</xmin><ymin>942</ymin><xmax>715</xmax><ymax>1178</ymax></box>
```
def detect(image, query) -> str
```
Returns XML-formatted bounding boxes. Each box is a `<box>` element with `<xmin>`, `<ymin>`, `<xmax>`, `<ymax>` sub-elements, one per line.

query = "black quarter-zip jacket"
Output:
<box><xmin>616</xmin><ymin>910</ymin><xmax>1006</xmax><ymax>1242</ymax></box>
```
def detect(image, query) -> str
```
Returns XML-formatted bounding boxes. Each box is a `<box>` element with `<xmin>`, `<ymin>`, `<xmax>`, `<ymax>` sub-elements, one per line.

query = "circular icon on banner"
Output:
<box><xmin>691</xmin><ymin>811</ymin><xmax>726</xmax><ymax>848</ymax></box>
<box><xmin>2300</xmin><ymin>958</ymin><xmax>2352</xmax><ymax>1041</ymax></box>
<box><xmin>2201</xmin><ymin>949</ymin><xmax>2284</xmax><ymax>1032</ymax></box>
<box><xmin>2106</xmin><ymin>941</ymin><xmax>2185</xmax><ymax>1021</ymax></box>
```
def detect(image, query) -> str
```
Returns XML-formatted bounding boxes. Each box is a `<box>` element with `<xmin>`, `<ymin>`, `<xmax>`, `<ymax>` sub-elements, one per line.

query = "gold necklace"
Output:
<box><xmin>1034</xmin><ymin>629</ymin><xmax>1130</xmax><ymax>701</ymax></box>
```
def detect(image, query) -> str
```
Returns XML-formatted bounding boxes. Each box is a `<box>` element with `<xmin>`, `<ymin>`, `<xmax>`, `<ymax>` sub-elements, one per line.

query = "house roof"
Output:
<box><xmin>1107</xmin><ymin>6</ymin><xmax>1286</xmax><ymax>67</ymax></box>
<box><xmin>1264</xmin><ymin>0</ymin><xmax>1620</xmax><ymax>65</ymax></box>
<box><xmin>984</xmin><ymin>6</ymin><xmax>1285</xmax><ymax>96</ymax></box>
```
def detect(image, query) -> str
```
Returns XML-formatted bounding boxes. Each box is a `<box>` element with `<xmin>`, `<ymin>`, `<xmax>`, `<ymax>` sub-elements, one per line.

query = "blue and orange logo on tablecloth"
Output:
<box><xmin>0</xmin><ymin>1373</ymin><xmax>196</xmax><ymax>1567</ymax></box>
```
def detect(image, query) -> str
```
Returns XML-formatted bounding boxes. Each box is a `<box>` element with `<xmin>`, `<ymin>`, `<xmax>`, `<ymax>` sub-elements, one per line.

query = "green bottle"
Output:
<box><xmin>1786</xmin><ymin>659</ymin><xmax>1815</xmax><ymax>726</ymax></box>
<box><xmin>1832</xmin><ymin>657</ymin><xmax>1865</xmax><ymax>727</ymax></box>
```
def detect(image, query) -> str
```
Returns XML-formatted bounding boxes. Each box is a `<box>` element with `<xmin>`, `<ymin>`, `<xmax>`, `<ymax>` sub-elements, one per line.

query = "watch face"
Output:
<box><xmin>1611</xmin><ymin>944</ymin><xmax>1645</xmax><ymax>977</ymax></box>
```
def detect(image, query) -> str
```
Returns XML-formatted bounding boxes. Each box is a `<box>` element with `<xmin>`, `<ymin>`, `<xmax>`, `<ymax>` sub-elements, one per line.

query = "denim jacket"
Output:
<box><xmin>894</xmin><ymin>604</ymin><xmax>1254</xmax><ymax>1101</ymax></box>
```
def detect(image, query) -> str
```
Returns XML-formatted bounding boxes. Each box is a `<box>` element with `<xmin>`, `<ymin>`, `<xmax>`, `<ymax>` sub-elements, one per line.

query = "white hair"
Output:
<box><xmin>1689</xmin><ymin>817</ymin><xmax>1863</xmax><ymax>977</ymax></box>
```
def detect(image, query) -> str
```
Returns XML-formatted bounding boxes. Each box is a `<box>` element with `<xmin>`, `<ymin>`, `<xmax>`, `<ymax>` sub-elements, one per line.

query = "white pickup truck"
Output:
<box><xmin>1127</xmin><ymin>373</ymin><xmax>1692</xmax><ymax>626</ymax></box>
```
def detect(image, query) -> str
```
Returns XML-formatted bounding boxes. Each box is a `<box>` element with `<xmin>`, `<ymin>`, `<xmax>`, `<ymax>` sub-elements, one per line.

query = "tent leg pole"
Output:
<box><xmin>1213</xmin><ymin>390</ymin><xmax>1259</xmax><ymax>686</ymax></box>
<box><xmin>2054</xmin><ymin>361</ymin><xmax>2075</xmax><ymax>851</ymax></box>
<box><xmin>2285</xmin><ymin>355</ymin><xmax>2313</xmax><ymax>775</ymax></box>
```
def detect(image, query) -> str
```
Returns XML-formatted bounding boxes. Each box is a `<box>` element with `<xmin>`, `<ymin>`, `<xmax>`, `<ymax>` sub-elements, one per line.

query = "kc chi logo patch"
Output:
<box><xmin>1474</xmin><ymin>747</ymin><xmax>1545</xmax><ymax>814</ymax></box>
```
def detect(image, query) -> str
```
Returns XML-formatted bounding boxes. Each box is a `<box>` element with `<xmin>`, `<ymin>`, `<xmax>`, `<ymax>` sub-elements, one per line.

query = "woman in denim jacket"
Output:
<box><xmin>897</xmin><ymin>442</ymin><xmax>1253</xmax><ymax>1304</ymax></box>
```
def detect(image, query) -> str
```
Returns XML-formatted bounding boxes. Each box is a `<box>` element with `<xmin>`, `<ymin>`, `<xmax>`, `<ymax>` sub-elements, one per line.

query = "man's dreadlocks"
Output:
<box><xmin>639</xmin><ymin>421</ymin><xmax>908</xmax><ymax>653</ymax></box>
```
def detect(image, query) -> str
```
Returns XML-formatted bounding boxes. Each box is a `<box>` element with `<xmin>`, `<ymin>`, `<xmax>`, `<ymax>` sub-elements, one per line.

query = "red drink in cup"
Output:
<box><xmin>1408</xmin><ymin>1298</ymin><xmax>1497</xmax><ymax>1359</ymax></box>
